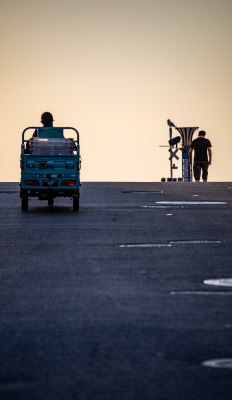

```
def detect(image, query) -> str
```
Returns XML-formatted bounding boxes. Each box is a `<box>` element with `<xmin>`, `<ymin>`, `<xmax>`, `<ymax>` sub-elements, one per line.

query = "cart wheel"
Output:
<box><xmin>48</xmin><ymin>197</ymin><xmax>54</xmax><ymax>206</ymax></box>
<box><xmin>73</xmin><ymin>196</ymin><xmax>79</xmax><ymax>211</ymax></box>
<box><xmin>22</xmin><ymin>196</ymin><xmax>28</xmax><ymax>211</ymax></box>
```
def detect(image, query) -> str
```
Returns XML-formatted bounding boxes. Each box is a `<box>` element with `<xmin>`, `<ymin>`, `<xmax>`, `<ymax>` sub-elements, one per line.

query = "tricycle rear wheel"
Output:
<box><xmin>73</xmin><ymin>196</ymin><xmax>79</xmax><ymax>211</ymax></box>
<box><xmin>22</xmin><ymin>196</ymin><xmax>28</xmax><ymax>211</ymax></box>
<box><xmin>48</xmin><ymin>197</ymin><xmax>54</xmax><ymax>206</ymax></box>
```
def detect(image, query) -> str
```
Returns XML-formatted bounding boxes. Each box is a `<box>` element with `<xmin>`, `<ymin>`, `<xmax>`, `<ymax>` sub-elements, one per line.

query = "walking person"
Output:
<box><xmin>189</xmin><ymin>130</ymin><xmax>212</xmax><ymax>182</ymax></box>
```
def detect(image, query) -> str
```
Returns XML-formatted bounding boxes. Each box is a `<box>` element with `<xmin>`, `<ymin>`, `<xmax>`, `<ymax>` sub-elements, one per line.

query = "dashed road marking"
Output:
<box><xmin>119</xmin><ymin>244</ymin><xmax>172</xmax><ymax>248</ymax></box>
<box><xmin>202</xmin><ymin>359</ymin><xmax>232</xmax><ymax>369</ymax></box>
<box><xmin>156</xmin><ymin>201</ymin><xmax>227</xmax><ymax>205</ymax></box>
<box><xmin>204</xmin><ymin>278</ymin><xmax>232</xmax><ymax>287</ymax></box>
<box><xmin>119</xmin><ymin>240</ymin><xmax>222</xmax><ymax>248</ymax></box>
<box><xmin>169</xmin><ymin>240</ymin><xmax>222</xmax><ymax>244</ymax></box>
<box><xmin>170</xmin><ymin>291</ymin><xmax>232</xmax><ymax>296</ymax></box>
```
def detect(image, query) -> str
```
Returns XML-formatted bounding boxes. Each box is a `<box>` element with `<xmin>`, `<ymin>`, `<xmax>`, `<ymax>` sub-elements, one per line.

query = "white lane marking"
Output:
<box><xmin>202</xmin><ymin>359</ymin><xmax>232</xmax><ymax>369</ymax></box>
<box><xmin>204</xmin><ymin>279</ymin><xmax>232</xmax><ymax>287</ymax></box>
<box><xmin>119</xmin><ymin>240</ymin><xmax>222</xmax><ymax>248</ymax></box>
<box><xmin>156</xmin><ymin>201</ymin><xmax>227</xmax><ymax>205</ymax></box>
<box><xmin>192</xmin><ymin>194</ymin><xmax>199</xmax><ymax>197</ymax></box>
<box><xmin>169</xmin><ymin>240</ymin><xmax>222</xmax><ymax>244</ymax></box>
<box><xmin>166</xmin><ymin>213</ymin><xmax>174</xmax><ymax>216</ymax></box>
<box><xmin>170</xmin><ymin>291</ymin><xmax>232</xmax><ymax>296</ymax></box>
<box><xmin>119</xmin><ymin>244</ymin><xmax>172</xmax><ymax>248</ymax></box>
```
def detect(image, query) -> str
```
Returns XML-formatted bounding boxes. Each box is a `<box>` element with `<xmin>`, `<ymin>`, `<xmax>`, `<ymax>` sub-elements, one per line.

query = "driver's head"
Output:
<box><xmin>41</xmin><ymin>112</ymin><xmax>53</xmax><ymax>126</ymax></box>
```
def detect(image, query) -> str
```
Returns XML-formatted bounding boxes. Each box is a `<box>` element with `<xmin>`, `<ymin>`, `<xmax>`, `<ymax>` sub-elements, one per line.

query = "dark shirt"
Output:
<box><xmin>190</xmin><ymin>137</ymin><xmax>212</xmax><ymax>161</ymax></box>
<box><xmin>33</xmin><ymin>124</ymin><xmax>53</xmax><ymax>137</ymax></box>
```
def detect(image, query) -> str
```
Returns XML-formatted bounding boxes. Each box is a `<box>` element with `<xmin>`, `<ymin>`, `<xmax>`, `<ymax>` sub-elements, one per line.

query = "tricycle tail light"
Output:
<box><xmin>25</xmin><ymin>180</ymin><xmax>40</xmax><ymax>186</ymax></box>
<box><xmin>61</xmin><ymin>180</ymin><xmax>76</xmax><ymax>186</ymax></box>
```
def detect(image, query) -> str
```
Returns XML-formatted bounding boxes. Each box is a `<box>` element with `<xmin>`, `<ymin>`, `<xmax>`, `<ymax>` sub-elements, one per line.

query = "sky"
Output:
<box><xmin>0</xmin><ymin>0</ymin><xmax>231</xmax><ymax>182</ymax></box>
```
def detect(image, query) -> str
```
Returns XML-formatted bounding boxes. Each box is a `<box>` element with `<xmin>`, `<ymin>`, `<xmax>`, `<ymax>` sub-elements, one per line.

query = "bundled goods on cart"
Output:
<box><xmin>29</xmin><ymin>137</ymin><xmax>75</xmax><ymax>155</ymax></box>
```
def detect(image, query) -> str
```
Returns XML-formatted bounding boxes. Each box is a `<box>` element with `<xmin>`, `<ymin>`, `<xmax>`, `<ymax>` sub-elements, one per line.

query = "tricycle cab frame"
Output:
<box><xmin>20</xmin><ymin>126</ymin><xmax>81</xmax><ymax>211</ymax></box>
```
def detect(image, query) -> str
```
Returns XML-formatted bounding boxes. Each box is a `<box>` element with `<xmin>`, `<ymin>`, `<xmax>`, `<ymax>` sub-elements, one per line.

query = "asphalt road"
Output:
<box><xmin>0</xmin><ymin>182</ymin><xmax>232</xmax><ymax>400</ymax></box>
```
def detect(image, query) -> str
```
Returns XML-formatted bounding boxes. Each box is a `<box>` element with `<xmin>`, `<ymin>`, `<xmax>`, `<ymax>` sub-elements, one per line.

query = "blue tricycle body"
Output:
<box><xmin>20</xmin><ymin>127</ymin><xmax>81</xmax><ymax>211</ymax></box>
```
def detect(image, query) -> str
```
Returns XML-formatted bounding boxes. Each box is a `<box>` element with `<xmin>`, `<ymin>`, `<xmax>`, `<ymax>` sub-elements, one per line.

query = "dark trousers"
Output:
<box><xmin>193</xmin><ymin>161</ymin><xmax>209</xmax><ymax>181</ymax></box>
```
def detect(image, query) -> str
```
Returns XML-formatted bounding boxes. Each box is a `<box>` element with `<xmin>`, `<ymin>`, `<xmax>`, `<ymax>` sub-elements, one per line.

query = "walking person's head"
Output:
<box><xmin>41</xmin><ymin>112</ymin><xmax>54</xmax><ymax>126</ymax></box>
<box><xmin>198</xmin><ymin>130</ymin><xmax>206</xmax><ymax>137</ymax></box>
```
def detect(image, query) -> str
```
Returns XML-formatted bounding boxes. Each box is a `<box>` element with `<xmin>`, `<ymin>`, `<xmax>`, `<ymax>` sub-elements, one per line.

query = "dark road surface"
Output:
<box><xmin>0</xmin><ymin>182</ymin><xmax>232</xmax><ymax>400</ymax></box>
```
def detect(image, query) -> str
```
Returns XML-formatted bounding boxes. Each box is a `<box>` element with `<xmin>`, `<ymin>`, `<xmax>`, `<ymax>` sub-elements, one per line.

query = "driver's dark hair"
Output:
<box><xmin>41</xmin><ymin>112</ymin><xmax>53</xmax><ymax>126</ymax></box>
<box><xmin>198</xmin><ymin>130</ymin><xmax>206</xmax><ymax>136</ymax></box>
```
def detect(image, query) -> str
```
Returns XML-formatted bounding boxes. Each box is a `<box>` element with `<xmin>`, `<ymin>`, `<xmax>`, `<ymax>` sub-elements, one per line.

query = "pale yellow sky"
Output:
<box><xmin>1</xmin><ymin>0</ymin><xmax>231</xmax><ymax>181</ymax></box>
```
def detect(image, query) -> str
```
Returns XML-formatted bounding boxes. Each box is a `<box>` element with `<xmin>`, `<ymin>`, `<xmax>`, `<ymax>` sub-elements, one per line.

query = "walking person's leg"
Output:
<box><xmin>193</xmin><ymin>162</ymin><xmax>201</xmax><ymax>182</ymax></box>
<box><xmin>202</xmin><ymin>161</ymin><xmax>209</xmax><ymax>182</ymax></box>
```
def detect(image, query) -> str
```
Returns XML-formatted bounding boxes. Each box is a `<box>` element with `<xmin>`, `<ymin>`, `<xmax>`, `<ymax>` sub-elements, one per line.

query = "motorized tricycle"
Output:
<box><xmin>20</xmin><ymin>126</ymin><xmax>81</xmax><ymax>211</ymax></box>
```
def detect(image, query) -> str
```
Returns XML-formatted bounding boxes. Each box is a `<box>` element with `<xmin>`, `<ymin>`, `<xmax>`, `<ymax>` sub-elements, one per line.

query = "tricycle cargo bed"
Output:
<box><xmin>29</xmin><ymin>137</ymin><xmax>75</xmax><ymax>155</ymax></box>
<box><xmin>22</xmin><ymin>154</ymin><xmax>78</xmax><ymax>172</ymax></box>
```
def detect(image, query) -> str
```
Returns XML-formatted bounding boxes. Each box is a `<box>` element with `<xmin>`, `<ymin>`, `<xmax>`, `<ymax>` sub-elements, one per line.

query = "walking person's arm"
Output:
<box><xmin>189</xmin><ymin>148</ymin><xmax>193</xmax><ymax>164</ymax></box>
<box><xmin>208</xmin><ymin>148</ymin><xmax>212</xmax><ymax>165</ymax></box>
